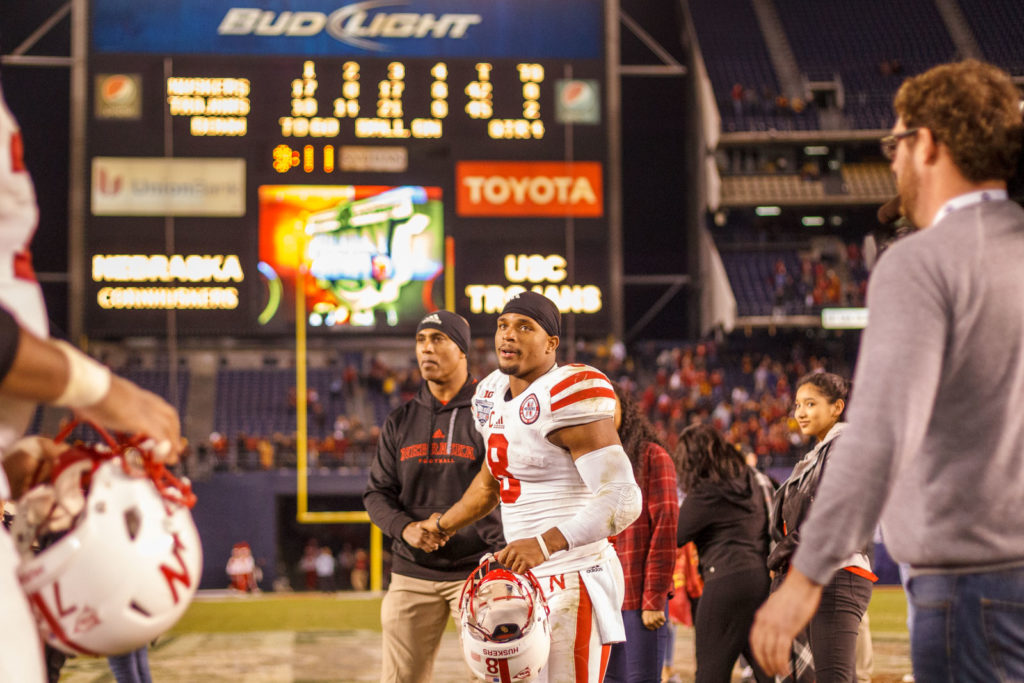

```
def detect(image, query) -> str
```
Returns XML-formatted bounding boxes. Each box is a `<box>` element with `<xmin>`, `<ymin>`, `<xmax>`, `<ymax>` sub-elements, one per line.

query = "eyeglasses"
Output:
<box><xmin>880</xmin><ymin>128</ymin><xmax>920</xmax><ymax>161</ymax></box>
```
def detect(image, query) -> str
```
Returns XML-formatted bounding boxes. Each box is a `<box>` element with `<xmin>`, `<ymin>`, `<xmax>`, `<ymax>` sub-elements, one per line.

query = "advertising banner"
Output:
<box><xmin>91</xmin><ymin>157</ymin><xmax>246</xmax><ymax>216</ymax></box>
<box><xmin>91</xmin><ymin>0</ymin><xmax>604</xmax><ymax>59</ymax></box>
<box><xmin>456</xmin><ymin>161</ymin><xmax>603</xmax><ymax>217</ymax></box>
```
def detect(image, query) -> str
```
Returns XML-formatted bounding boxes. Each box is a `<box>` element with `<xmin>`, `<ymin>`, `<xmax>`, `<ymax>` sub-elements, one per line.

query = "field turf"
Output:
<box><xmin>57</xmin><ymin>587</ymin><xmax>909</xmax><ymax>681</ymax></box>
<box><xmin>171</xmin><ymin>585</ymin><xmax>908</xmax><ymax>637</ymax></box>
<box><xmin>170</xmin><ymin>592</ymin><xmax>387</xmax><ymax>634</ymax></box>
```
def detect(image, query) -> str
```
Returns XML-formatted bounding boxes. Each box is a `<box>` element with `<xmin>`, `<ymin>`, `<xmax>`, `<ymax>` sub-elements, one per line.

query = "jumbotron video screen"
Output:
<box><xmin>85</xmin><ymin>0</ymin><xmax>613</xmax><ymax>338</ymax></box>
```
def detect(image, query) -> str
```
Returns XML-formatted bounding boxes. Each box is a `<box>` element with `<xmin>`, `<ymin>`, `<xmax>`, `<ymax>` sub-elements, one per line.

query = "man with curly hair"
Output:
<box><xmin>751</xmin><ymin>59</ymin><xmax>1024</xmax><ymax>682</ymax></box>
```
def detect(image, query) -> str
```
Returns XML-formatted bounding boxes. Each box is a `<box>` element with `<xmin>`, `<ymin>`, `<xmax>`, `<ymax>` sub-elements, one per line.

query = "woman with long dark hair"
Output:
<box><xmin>767</xmin><ymin>372</ymin><xmax>875</xmax><ymax>682</ymax></box>
<box><xmin>604</xmin><ymin>383</ymin><xmax>678</xmax><ymax>683</ymax></box>
<box><xmin>675</xmin><ymin>423</ymin><xmax>773</xmax><ymax>683</ymax></box>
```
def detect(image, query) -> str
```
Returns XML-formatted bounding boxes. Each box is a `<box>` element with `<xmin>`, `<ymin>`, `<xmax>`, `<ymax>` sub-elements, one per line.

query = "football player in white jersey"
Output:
<box><xmin>0</xmin><ymin>303</ymin><xmax>186</xmax><ymax>683</ymax></box>
<box><xmin>430</xmin><ymin>291</ymin><xmax>643</xmax><ymax>683</ymax></box>
<box><xmin>0</xmin><ymin>76</ymin><xmax>185</xmax><ymax>681</ymax></box>
<box><xmin>0</xmin><ymin>78</ymin><xmax>48</xmax><ymax>451</ymax></box>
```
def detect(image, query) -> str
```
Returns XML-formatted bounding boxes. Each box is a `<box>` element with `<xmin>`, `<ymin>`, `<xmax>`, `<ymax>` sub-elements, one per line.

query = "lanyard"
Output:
<box><xmin>930</xmin><ymin>189</ymin><xmax>1008</xmax><ymax>227</ymax></box>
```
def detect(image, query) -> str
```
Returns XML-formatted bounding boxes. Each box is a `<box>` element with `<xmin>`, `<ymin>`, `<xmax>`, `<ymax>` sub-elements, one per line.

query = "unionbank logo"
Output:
<box><xmin>96</xmin><ymin>168</ymin><xmax>124</xmax><ymax>196</ymax></box>
<box><xmin>456</xmin><ymin>161</ymin><xmax>603</xmax><ymax>218</ymax></box>
<box><xmin>217</xmin><ymin>1</ymin><xmax>482</xmax><ymax>51</ymax></box>
<box><xmin>91</xmin><ymin>158</ymin><xmax>246</xmax><ymax>217</ymax></box>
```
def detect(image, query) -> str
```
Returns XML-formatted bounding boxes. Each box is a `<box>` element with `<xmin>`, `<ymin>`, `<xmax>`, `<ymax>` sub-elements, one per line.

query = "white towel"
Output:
<box><xmin>579</xmin><ymin>556</ymin><xmax>626</xmax><ymax>644</ymax></box>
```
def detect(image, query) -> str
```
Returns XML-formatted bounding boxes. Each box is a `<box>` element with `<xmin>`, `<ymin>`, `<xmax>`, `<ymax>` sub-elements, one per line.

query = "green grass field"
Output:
<box><xmin>170</xmin><ymin>593</ymin><xmax>385</xmax><ymax>634</ymax></box>
<box><xmin>57</xmin><ymin>587</ymin><xmax>910</xmax><ymax>681</ymax></box>
<box><xmin>865</xmin><ymin>585</ymin><xmax>910</xmax><ymax>635</ymax></box>
<box><xmin>171</xmin><ymin>585</ymin><xmax>909</xmax><ymax>636</ymax></box>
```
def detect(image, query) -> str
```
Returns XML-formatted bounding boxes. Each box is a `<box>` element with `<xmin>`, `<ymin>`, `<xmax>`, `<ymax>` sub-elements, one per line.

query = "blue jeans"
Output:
<box><xmin>107</xmin><ymin>647</ymin><xmax>152</xmax><ymax>683</ymax></box>
<box><xmin>899</xmin><ymin>562</ymin><xmax>915</xmax><ymax>636</ymax></box>
<box><xmin>907</xmin><ymin>566</ymin><xmax>1024</xmax><ymax>682</ymax></box>
<box><xmin>604</xmin><ymin>607</ymin><xmax>670</xmax><ymax>683</ymax></box>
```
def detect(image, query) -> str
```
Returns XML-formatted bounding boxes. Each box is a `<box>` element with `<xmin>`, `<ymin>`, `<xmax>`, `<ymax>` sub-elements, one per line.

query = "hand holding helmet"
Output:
<box><xmin>12</xmin><ymin>421</ymin><xmax>202</xmax><ymax>657</ymax></box>
<box><xmin>74</xmin><ymin>374</ymin><xmax>186</xmax><ymax>463</ymax></box>
<box><xmin>1</xmin><ymin>436</ymin><xmax>67</xmax><ymax>502</ymax></box>
<box><xmin>459</xmin><ymin>554</ymin><xmax>551</xmax><ymax>682</ymax></box>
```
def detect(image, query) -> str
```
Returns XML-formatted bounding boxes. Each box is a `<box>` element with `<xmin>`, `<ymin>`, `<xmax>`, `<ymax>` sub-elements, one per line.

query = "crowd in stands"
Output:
<box><xmin>717</xmin><ymin>147</ymin><xmax>826</xmax><ymax>180</ymax></box>
<box><xmin>729</xmin><ymin>82</ymin><xmax>812</xmax><ymax>120</ymax></box>
<box><xmin>207</xmin><ymin>418</ymin><xmax>380</xmax><ymax>472</ymax></box>
<box><xmin>197</xmin><ymin>331</ymin><xmax>853</xmax><ymax>477</ymax></box>
<box><xmin>695</xmin><ymin>0</ymin><xmax>1024</xmax><ymax>135</ymax></box>
<box><xmin>766</xmin><ymin>243</ymin><xmax>868</xmax><ymax>314</ymax></box>
<box><xmin>595</xmin><ymin>340</ymin><xmax>853</xmax><ymax>472</ymax></box>
<box><xmin>718</xmin><ymin>239</ymin><xmax>869</xmax><ymax>318</ymax></box>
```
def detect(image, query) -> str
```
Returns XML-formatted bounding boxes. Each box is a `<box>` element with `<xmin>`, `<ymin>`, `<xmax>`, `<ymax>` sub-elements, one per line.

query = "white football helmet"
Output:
<box><xmin>13</xmin><ymin>428</ymin><xmax>202</xmax><ymax>656</ymax></box>
<box><xmin>459</xmin><ymin>555</ymin><xmax>551</xmax><ymax>682</ymax></box>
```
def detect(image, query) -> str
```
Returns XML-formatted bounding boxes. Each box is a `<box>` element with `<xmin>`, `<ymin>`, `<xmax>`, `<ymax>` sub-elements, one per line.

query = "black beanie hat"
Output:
<box><xmin>416</xmin><ymin>310</ymin><xmax>470</xmax><ymax>354</ymax></box>
<box><xmin>500</xmin><ymin>290</ymin><xmax>561</xmax><ymax>337</ymax></box>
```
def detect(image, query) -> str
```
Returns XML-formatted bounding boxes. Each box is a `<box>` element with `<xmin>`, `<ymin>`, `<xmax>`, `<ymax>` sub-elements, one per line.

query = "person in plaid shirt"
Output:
<box><xmin>604</xmin><ymin>383</ymin><xmax>678</xmax><ymax>683</ymax></box>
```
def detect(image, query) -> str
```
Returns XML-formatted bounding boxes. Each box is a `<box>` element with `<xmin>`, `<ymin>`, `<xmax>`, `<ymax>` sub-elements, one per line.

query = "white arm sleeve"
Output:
<box><xmin>557</xmin><ymin>445</ymin><xmax>643</xmax><ymax>550</ymax></box>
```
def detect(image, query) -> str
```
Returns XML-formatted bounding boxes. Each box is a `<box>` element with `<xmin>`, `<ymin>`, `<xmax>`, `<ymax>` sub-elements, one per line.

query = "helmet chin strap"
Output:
<box><xmin>13</xmin><ymin>420</ymin><xmax>196</xmax><ymax>557</ymax></box>
<box><xmin>51</xmin><ymin>419</ymin><xmax>196</xmax><ymax>509</ymax></box>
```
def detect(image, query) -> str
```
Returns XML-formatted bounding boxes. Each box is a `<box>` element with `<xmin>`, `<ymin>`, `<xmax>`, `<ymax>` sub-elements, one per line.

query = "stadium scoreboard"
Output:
<box><xmin>85</xmin><ymin>0</ymin><xmax>613</xmax><ymax>338</ymax></box>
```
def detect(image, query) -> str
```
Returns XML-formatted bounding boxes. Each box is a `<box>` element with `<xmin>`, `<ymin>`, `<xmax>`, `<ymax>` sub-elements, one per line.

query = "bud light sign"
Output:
<box><xmin>91</xmin><ymin>0</ymin><xmax>604</xmax><ymax>59</ymax></box>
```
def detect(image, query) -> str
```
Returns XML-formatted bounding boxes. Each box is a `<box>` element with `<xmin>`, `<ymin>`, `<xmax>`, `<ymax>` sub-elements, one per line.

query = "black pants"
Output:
<box><xmin>808</xmin><ymin>571</ymin><xmax>873</xmax><ymax>683</ymax></box>
<box><xmin>694</xmin><ymin>567</ymin><xmax>773</xmax><ymax>683</ymax></box>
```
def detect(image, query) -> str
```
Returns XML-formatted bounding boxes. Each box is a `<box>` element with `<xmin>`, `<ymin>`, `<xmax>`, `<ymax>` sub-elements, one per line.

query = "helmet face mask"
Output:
<box><xmin>14</xmin><ymin>435</ymin><xmax>202</xmax><ymax>657</ymax></box>
<box><xmin>459</xmin><ymin>556</ymin><xmax>551</xmax><ymax>682</ymax></box>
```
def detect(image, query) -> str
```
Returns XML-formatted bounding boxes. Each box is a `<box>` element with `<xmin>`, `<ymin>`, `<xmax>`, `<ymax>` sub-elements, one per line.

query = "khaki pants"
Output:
<box><xmin>380</xmin><ymin>572</ymin><xmax>466</xmax><ymax>683</ymax></box>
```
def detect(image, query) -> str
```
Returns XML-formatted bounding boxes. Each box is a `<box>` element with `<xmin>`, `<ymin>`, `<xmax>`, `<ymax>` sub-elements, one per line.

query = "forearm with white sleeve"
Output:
<box><xmin>557</xmin><ymin>445</ymin><xmax>642</xmax><ymax>550</ymax></box>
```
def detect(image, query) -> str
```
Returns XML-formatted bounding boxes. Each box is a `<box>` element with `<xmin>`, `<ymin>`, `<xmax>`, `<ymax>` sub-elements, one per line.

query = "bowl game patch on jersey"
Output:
<box><xmin>519</xmin><ymin>394</ymin><xmax>540</xmax><ymax>424</ymax></box>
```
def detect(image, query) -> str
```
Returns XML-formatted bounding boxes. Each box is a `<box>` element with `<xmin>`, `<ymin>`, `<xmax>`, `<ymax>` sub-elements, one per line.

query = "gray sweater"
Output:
<box><xmin>795</xmin><ymin>198</ymin><xmax>1024</xmax><ymax>584</ymax></box>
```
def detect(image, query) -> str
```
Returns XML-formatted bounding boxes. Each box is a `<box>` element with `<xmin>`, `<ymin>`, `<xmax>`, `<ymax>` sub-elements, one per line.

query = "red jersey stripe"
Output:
<box><xmin>14</xmin><ymin>250</ymin><xmax>36</xmax><ymax>281</ymax></box>
<box><xmin>551</xmin><ymin>386</ymin><xmax>616</xmax><ymax>412</ymax></box>
<box><xmin>598</xmin><ymin>643</ymin><xmax>611</xmax><ymax>681</ymax></box>
<box><xmin>10</xmin><ymin>131</ymin><xmax>25</xmax><ymax>172</ymax></box>
<box><xmin>574</xmin><ymin>580</ymin><xmax>594</xmax><ymax>683</ymax></box>
<box><xmin>551</xmin><ymin>370</ymin><xmax>610</xmax><ymax>396</ymax></box>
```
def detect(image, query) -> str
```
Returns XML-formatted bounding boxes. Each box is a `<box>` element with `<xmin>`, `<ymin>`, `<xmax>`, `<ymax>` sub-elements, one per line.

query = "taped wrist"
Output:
<box><xmin>52</xmin><ymin>341</ymin><xmax>112</xmax><ymax>408</ymax></box>
<box><xmin>557</xmin><ymin>444</ymin><xmax>642</xmax><ymax>550</ymax></box>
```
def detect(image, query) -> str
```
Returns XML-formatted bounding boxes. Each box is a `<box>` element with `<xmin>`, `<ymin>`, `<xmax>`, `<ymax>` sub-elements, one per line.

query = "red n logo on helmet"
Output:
<box><xmin>159</xmin><ymin>533</ymin><xmax>192</xmax><ymax>604</ymax></box>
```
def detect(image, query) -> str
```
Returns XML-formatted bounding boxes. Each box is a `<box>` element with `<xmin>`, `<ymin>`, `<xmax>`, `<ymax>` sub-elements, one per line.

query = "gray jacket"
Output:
<box><xmin>796</xmin><ymin>197</ymin><xmax>1024</xmax><ymax>583</ymax></box>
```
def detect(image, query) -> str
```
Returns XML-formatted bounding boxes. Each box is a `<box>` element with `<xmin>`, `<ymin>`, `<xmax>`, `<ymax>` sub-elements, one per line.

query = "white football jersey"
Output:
<box><xmin>0</xmin><ymin>81</ymin><xmax>49</xmax><ymax>683</ymax></box>
<box><xmin>0</xmin><ymin>82</ymin><xmax>45</xmax><ymax>335</ymax></box>
<box><xmin>472</xmin><ymin>363</ymin><xmax>618</xmax><ymax>576</ymax></box>
<box><xmin>0</xmin><ymin>82</ymin><xmax>48</xmax><ymax>453</ymax></box>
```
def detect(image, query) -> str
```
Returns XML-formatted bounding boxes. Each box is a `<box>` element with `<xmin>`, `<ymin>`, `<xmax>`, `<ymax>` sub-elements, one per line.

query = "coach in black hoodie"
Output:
<box><xmin>364</xmin><ymin>310</ymin><xmax>503</xmax><ymax>683</ymax></box>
